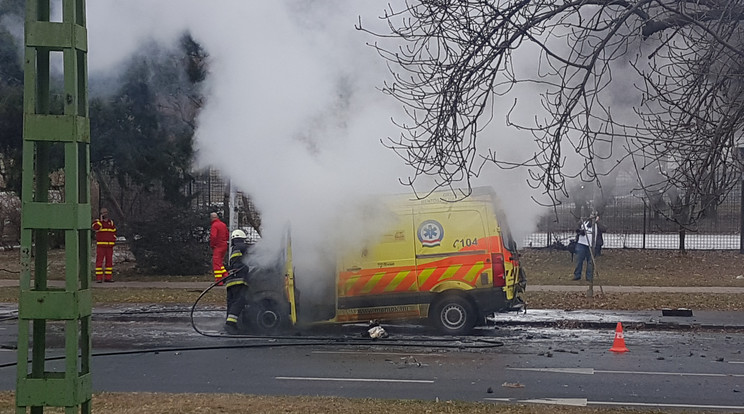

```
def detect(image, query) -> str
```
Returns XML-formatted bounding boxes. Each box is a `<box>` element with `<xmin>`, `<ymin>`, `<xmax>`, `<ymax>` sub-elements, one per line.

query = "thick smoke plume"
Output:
<box><xmin>87</xmin><ymin>1</ymin><xmax>547</xmax><ymax>262</ymax></box>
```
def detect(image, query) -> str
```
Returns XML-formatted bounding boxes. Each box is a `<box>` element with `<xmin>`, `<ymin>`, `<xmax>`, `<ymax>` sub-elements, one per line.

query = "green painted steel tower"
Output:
<box><xmin>16</xmin><ymin>0</ymin><xmax>92</xmax><ymax>413</ymax></box>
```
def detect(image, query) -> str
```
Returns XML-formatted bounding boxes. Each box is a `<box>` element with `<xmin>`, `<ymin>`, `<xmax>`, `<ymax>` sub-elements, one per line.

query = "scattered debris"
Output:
<box><xmin>366</xmin><ymin>320</ymin><xmax>388</xmax><ymax>339</ymax></box>
<box><xmin>391</xmin><ymin>356</ymin><xmax>426</xmax><ymax>369</ymax></box>
<box><xmin>502</xmin><ymin>382</ymin><xmax>525</xmax><ymax>388</ymax></box>
<box><xmin>368</xmin><ymin>325</ymin><xmax>387</xmax><ymax>339</ymax></box>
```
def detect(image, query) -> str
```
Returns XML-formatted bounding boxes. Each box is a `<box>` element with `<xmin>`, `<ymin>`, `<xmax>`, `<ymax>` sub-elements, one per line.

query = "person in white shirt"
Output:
<box><xmin>573</xmin><ymin>218</ymin><xmax>595</xmax><ymax>281</ymax></box>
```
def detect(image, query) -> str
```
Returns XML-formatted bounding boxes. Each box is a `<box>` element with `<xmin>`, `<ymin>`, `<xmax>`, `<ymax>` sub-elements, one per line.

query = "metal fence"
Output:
<box><xmin>188</xmin><ymin>172</ymin><xmax>744</xmax><ymax>251</ymax></box>
<box><xmin>187</xmin><ymin>169</ymin><xmax>260</xmax><ymax>232</ymax></box>
<box><xmin>94</xmin><ymin>168</ymin><xmax>743</xmax><ymax>251</ymax></box>
<box><xmin>186</xmin><ymin>168</ymin><xmax>228</xmax><ymax>209</ymax></box>
<box><xmin>523</xmin><ymin>182</ymin><xmax>743</xmax><ymax>251</ymax></box>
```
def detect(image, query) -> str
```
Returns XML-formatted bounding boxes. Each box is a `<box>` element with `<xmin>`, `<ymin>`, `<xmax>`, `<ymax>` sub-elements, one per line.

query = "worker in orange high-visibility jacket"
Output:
<box><xmin>210</xmin><ymin>212</ymin><xmax>229</xmax><ymax>285</ymax></box>
<box><xmin>92</xmin><ymin>207</ymin><xmax>117</xmax><ymax>283</ymax></box>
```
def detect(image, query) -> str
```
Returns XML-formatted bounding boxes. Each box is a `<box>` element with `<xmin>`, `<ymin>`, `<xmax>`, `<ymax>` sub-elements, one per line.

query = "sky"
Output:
<box><xmin>84</xmin><ymin>1</ymin><xmax>550</xmax><ymax>257</ymax></box>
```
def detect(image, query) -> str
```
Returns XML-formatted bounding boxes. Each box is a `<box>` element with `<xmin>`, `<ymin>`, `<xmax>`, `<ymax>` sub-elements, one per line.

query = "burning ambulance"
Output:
<box><xmin>236</xmin><ymin>187</ymin><xmax>526</xmax><ymax>335</ymax></box>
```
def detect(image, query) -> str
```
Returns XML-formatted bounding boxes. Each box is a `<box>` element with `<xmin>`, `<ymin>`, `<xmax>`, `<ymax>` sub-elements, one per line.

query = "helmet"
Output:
<box><xmin>231</xmin><ymin>229</ymin><xmax>247</xmax><ymax>239</ymax></box>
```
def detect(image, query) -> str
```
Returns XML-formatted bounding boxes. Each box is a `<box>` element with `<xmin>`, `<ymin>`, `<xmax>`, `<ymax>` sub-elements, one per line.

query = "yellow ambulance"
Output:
<box><xmin>244</xmin><ymin>187</ymin><xmax>526</xmax><ymax>335</ymax></box>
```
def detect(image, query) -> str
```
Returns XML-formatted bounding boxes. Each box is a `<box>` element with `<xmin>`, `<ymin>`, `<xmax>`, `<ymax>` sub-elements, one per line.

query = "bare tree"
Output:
<box><xmin>358</xmin><ymin>0</ymin><xmax>744</xmax><ymax>226</ymax></box>
<box><xmin>633</xmin><ymin>20</ymin><xmax>744</xmax><ymax>229</ymax></box>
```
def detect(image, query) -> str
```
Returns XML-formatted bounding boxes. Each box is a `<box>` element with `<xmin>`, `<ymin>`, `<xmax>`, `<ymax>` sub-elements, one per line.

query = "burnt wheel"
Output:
<box><xmin>244</xmin><ymin>298</ymin><xmax>289</xmax><ymax>335</ymax></box>
<box><xmin>430</xmin><ymin>295</ymin><xmax>476</xmax><ymax>335</ymax></box>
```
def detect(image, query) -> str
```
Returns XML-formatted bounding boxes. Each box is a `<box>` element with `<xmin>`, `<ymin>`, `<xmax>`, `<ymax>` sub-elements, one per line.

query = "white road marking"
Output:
<box><xmin>596</xmin><ymin>369</ymin><xmax>744</xmax><ymax>377</ymax></box>
<box><xmin>485</xmin><ymin>398</ymin><xmax>588</xmax><ymax>406</ymax></box>
<box><xmin>507</xmin><ymin>367</ymin><xmax>744</xmax><ymax>377</ymax></box>
<box><xmin>519</xmin><ymin>398</ymin><xmax>588</xmax><ymax>406</ymax></box>
<box><xmin>276</xmin><ymin>376</ymin><xmax>434</xmax><ymax>384</ymax></box>
<box><xmin>311</xmin><ymin>351</ymin><xmax>441</xmax><ymax>357</ymax></box>
<box><xmin>508</xmin><ymin>367</ymin><xmax>594</xmax><ymax>375</ymax></box>
<box><xmin>484</xmin><ymin>398</ymin><xmax>744</xmax><ymax>411</ymax></box>
<box><xmin>729</xmin><ymin>361</ymin><xmax>744</xmax><ymax>364</ymax></box>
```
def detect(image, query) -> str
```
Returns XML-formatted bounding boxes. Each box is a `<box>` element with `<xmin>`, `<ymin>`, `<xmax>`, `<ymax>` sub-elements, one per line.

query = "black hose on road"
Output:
<box><xmin>189</xmin><ymin>277</ymin><xmax>506</xmax><ymax>349</ymax></box>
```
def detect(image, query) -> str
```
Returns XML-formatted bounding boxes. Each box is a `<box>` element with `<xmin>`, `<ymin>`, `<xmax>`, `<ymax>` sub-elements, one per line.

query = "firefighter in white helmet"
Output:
<box><xmin>224</xmin><ymin>229</ymin><xmax>251</xmax><ymax>334</ymax></box>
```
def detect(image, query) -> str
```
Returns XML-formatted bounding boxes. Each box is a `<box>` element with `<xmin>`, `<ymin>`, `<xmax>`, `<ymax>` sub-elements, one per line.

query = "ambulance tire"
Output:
<box><xmin>244</xmin><ymin>298</ymin><xmax>290</xmax><ymax>335</ymax></box>
<box><xmin>430</xmin><ymin>295</ymin><xmax>477</xmax><ymax>335</ymax></box>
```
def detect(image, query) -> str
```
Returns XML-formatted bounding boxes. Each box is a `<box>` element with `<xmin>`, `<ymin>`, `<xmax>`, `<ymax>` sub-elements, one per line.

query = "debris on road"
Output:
<box><xmin>502</xmin><ymin>382</ymin><xmax>525</xmax><ymax>388</ymax></box>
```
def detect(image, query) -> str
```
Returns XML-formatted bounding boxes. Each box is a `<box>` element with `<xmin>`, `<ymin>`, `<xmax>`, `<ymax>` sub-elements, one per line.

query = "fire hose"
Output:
<box><xmin>190</xmin><ymin>275</ymin><xmax>505</xmax><ymax>349</ymax></box>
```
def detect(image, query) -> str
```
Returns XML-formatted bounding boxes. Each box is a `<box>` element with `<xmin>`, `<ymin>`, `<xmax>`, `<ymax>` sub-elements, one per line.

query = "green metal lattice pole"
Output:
<box><xmin>16</xmin><ymin>1</ymin><xmax>91</xmax><ymax>413</ymax></box>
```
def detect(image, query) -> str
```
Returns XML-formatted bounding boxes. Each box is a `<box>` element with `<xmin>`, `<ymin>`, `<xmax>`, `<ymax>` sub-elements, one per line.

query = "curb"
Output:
<box><xmin>2</xmin><ymin>281</ymin><xmax>744</xmax><ymax>293</ymax></box>
<box><xmin>498</xmin><ymin>319</ymin><xmax>743</xmax><ymax>331</ymax></box>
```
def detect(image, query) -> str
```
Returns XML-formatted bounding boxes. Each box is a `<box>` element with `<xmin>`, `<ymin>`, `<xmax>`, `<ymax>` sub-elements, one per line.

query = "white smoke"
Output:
<box><xmin>86</xmin><ymin>1</ymin><xmax>547</xmax><ymax>256</ymax></box>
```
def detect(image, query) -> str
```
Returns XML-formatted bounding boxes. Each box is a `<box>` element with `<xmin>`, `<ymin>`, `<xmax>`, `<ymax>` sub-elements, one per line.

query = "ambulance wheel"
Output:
<box><xmin>430</xmin><ymin>295</ymin><xmax>476</xmax><ymax>335</ymax></box>
<box><xmin>246</xmin><ymin>298</ymin><xmax>289</xmax><ymax>334</ymax></box>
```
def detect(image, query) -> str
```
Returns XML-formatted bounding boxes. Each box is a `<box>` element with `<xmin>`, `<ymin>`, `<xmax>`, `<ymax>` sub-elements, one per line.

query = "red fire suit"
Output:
<box><xmin>210</xmin><ymin>217</ymin><xmax>229</xmax><ymax>283</ymax></box>
<box><xmin>92</xmin><ymin>217</ymin><xmax>117</xmax><ymax>282</ymax></box>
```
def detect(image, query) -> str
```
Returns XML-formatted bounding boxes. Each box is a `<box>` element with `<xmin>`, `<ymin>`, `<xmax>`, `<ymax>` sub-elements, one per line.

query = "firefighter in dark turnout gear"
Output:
<box><xmin>225</xmin><ymin>229</ymin><xmax>251</xmax><ymax>334</ymax></box>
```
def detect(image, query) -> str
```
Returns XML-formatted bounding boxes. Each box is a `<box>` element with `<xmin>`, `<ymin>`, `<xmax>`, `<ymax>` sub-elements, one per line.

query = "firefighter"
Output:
<box><xmin>92</xmin><ymin>207</ymin><xmax>117</xmax><ymax>283</ymax></box>
<box><xmin>225</xmin><ymin>229</ymin><xmax>251</xmax><ymax>334</ymax></box>
<box><xmin>209</xmin><ymin>212</ymin><xmax>229</xmax><ymax>285</ymax></box>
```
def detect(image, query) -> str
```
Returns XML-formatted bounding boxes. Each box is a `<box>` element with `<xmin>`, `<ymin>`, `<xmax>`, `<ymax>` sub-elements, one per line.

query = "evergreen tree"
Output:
<box><xmin>90</xmin><ymin>33</ymin><xmax>211</xmax><ymax>275</ymax></box>
<box><xmin>0</xmin><ymin>27</ymin><xmax>23</xmax><ymax>193</ymax></box>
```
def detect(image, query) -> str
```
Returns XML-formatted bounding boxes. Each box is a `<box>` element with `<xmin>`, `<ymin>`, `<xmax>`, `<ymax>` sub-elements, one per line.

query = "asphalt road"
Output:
<box><xmin>0</xmin><ymin>307</ymin><xmax>742</xmax><ymax>412</ymax></box>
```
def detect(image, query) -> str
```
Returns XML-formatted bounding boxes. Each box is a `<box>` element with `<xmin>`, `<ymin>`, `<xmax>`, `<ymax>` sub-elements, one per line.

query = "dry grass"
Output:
<box><xmin>2</xmin><ymin>287</ymin><xmax>741</xmax><ymax>311</ymax></box>
<box><xmin>520</xmin><ymin>248</ymin><xmax>744</xmax><ymax>311</ymax></box>
<box><xmin>521</xmin><ymin>248</ymin><xmax>744</xmax><ymax>287</ymax></box>
<box><xmin>525</xmin><ymin>291</ymin><xmax>744</xmax><ymax>311</ymax></box>
<box><xmin>0</xmin><ymin>248</ymin><xmax>206</xmax><ymax>282</ymax></box>
<box><xmin>3</xmin><ymin>247</ymin><xmax>744</xmax><ymax>285</ymax></box>
<box><xmin>1</xmin><ymin>248</ymin><xmax>743</xmax><ymax>311</ymax></box>
<box><xmin>0</xmin><ymin>391</ymin><xmax>702</xmax><ymax>414</ymax></box>
<box><xmin>0</xmin><ymin>287</ymin><xmax>223</xmax><ymax>304</ymax></box>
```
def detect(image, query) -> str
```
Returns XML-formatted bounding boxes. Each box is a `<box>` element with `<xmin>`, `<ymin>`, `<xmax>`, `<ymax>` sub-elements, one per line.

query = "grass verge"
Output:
<box><xmin>524</xmin><ymin>291</ymin><xmax>744</xmax><ymax>311</ymax></box>
<box><xmin>0</xmin><ymin>288</ymin><xmax>742</xmax><ymax>311</ymax></box>
<box><xmin>0</xmin><ymin>391</ymin><xmax>699</xmax><ymax>414</ymax></box>
<box><xmin>0</xmin><ymin>287</ymin><xmax>222</xmax><ymax>305</ymax></box>
<box><xmin>521</xmin><ymin>248</ymin><xmax>744</xmax><ymax>287</ymax></box>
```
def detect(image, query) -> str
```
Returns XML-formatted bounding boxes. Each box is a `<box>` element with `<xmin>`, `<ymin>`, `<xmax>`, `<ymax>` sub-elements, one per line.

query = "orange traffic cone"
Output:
<box><xmin>609</xmin><ymin>322</ymin><xmax>629</xmax><ymax>353</ymax></box>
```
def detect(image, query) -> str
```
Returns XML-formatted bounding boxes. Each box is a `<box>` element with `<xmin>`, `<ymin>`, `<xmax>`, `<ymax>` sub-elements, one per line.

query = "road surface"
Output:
<box><xmin>0</xmin><ymin>306</ymin><xmax>741</xmax><ymax>412</ymax></box>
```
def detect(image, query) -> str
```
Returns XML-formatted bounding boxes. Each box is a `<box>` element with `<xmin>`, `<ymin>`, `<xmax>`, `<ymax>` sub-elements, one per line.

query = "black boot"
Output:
<box><xmin>224</xmin><ymin>321</ymin><xmax>239</xmax><ymax>335</ymax></box>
